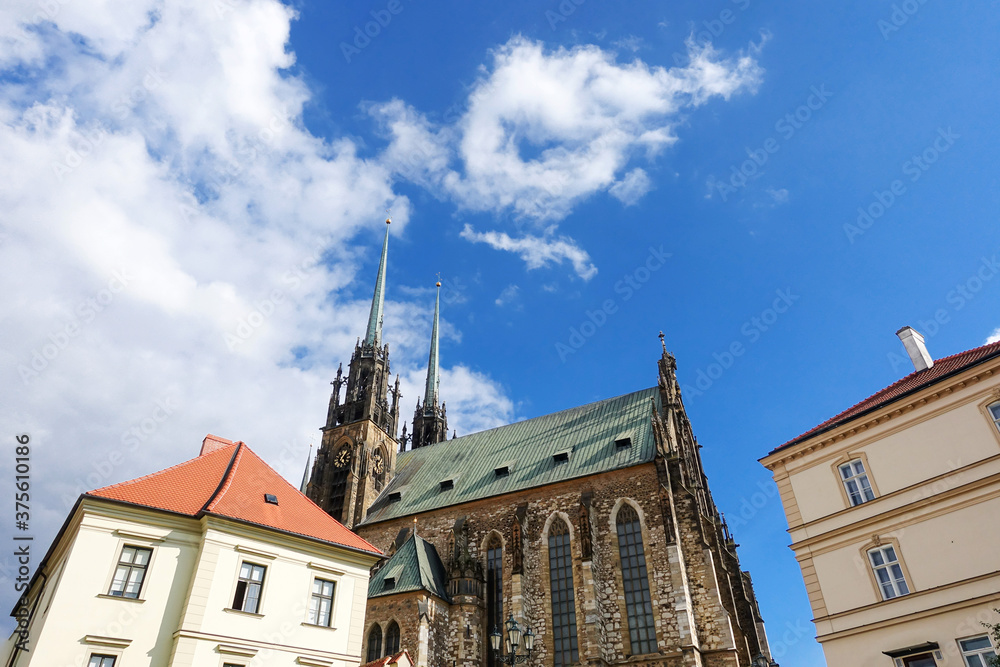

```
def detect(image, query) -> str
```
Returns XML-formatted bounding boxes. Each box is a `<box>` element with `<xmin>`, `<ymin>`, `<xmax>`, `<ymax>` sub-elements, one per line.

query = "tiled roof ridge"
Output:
<box><xmin>87</xmin><ymin>442</ymin><xmax>238</xmax><ymax>497</ymax></box>
<box><xmin>773</xmin><ymin>338</ymin><xmax>1000</xmax><ymax>452</ymax></box>
<box><xmin>203</xmin><ymin>442</ymin><xmax>244</xmax><ymax>512</ymax></box>
<box><xmin>432</xmin><ymin>385</ymin><xmax>657</xmax><ymax>444</ymax></box>
<box><xmin>220</xmin><ymin>445</ymin><xmax>382</xmax><ymax>555</ymax></box>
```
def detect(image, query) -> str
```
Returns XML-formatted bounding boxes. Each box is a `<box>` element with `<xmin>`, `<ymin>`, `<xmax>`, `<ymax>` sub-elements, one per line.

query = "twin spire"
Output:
<box><xmin>360</xmin><ymin>215</ymin><xmax>447</xmax><ymax>448</ymax></box>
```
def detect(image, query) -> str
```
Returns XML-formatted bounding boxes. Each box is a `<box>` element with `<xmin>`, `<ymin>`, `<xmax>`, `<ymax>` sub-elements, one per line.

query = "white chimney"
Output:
<box><xmin>896</xmin><ymin>326</ymin><xmax>934</xmax><ymax>372</ymax></box>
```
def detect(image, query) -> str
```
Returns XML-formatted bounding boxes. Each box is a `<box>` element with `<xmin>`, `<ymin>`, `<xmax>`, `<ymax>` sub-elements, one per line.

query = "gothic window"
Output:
<box><xmin>385</xmin><ymin>621</ymin><xmax>400</xmax><ymax>656</ymax></box>
<box><xmin>548</xmin><ymin>518</ymin><xmax>579</xmax><ymax>666</ymax></box>
<box><xmin>486</xmin><ymin>534</ymin><xmax>503</xmax><ymax>667</ymax></box>
<box><xmin>328</xmin><ymin>445</ymin><xmax>351</xmax><ymax>522</ymax></box>
<box><xmin>616</xmin><ymin>504</ymin><xmax>657</xmax><ymax>656</ymax></box>
<box><xmin>367</xmin><ymin>624</ymin><xmax>382</xmax><ymax>662</ymax></box>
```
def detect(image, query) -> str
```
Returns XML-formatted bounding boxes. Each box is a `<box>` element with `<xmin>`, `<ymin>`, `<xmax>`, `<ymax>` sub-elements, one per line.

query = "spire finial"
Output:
<box><xmin>364</xmin><ymin>219</ymin><xmax>391</xmax><ymax>346</ymax></box>
<box><xmin>423</xmin><ymin>279</ymin><xmax>442</xmax><ymax>410</ymax></box>
<box><xmin>659</xmin><ymin>330</ymin><xmax>667</xmax><ymax>354</ymax></box>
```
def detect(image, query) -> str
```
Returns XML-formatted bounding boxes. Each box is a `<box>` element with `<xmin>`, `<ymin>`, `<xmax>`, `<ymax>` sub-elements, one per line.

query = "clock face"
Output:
<box><xmin>334</xmin><ymin>447</ymin><xmax>351</xmax><ymax>468</ymax></box>
<box><xmin>371</xmin><ymin>451</ymin><xmax>384</xmax><ymax>475</ymax></box>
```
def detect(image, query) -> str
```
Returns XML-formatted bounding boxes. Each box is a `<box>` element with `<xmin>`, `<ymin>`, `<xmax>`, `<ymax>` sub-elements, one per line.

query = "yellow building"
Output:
<box><xmin>2</xmin><ymin>434</ymin><xmax>382</xmax><ymax>667</ymax></box>
<box><xmin>761</xmin><ymin>328</ymin><xmax>1000</xmax><ymax>667</ymax></box>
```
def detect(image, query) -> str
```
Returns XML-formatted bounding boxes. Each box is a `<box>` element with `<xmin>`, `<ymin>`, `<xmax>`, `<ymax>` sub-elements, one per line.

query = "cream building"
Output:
<box><xmin>3</xmin><ymin>434</ymin><xmax>382</xmax><ymax>667</ymax></box>
<box><xmin>760</xmin><ymin>328</ymin><xmax>1000</xmax><ymax>667</ymax></box>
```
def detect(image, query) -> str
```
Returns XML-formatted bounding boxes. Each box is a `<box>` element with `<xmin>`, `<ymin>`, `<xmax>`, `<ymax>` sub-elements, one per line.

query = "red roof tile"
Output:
<box><xmin>771</xmin><ymin>340</ymin><xmax>1000</xmax><ymax>454</ymax></box>
<box><xmin>361</xmin><ymin>650</ymin><xmax>412</xmax><ymax>667</ymax></box>
<box><xmin>88</xmin><ymin>437</ymin><xmax>381</xmax><ymax>555</ymax></box>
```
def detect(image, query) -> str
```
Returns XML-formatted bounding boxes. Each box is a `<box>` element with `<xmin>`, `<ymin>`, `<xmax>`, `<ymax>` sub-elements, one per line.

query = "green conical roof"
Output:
<box><xmin>364</xmin><ymin>222</ymin><xmax>390</xmax><ymax>346</ymax></box>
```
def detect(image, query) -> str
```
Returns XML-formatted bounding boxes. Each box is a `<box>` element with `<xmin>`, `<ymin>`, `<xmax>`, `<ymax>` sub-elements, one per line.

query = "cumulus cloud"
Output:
<box><xmin>986</xmin><ymin>328</ymin><xmax>1000</xmax><ymax>344</ymax></box>
<box><xmin>495</xmin><ymin>284</ymin><xmax>520</xmax><ymax>307</ymax></box>
<box><xmin>369</xmin><ymin>35</ymin><xmax>762</xmax><ymax>275</ymax></box>
<box><xmin>0</xmin><ymin>0</ymin><xmax>515</xmax><ymax>617</ymax></box>
<box><xmin>373</xmin><ymin>37</ymin><xmax>762</xmax><ymax>224</ymax></box>
<box><xmin>460</xmin><ymin>224</ymin><xmax>598</xmax><ymax>281</ymax></box>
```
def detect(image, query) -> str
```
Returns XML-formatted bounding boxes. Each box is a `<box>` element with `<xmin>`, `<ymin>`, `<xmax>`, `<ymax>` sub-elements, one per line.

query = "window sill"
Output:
<box><xmin>224</xmin><ymin>607</ymin><xmax>264</xmax><ymax>619</ymax></box>
<box><xmin>96</xmin><ymin>593</ymin><xmax>145</xmax><ymax>603</ymax></box>
<box><xmin>301</xmin><ymin>622</ymin><xmax>338</xmax><ymax>631</ymax></box>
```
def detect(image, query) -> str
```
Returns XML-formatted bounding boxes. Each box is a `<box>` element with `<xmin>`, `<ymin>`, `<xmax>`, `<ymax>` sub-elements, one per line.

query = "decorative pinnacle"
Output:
<box><xmin>659</xmin><ymin>331</ymin><xmax>667</xmax><ymax>354</ymax></box>
<box><xmin>364</xmin><ymin>220</ymin><xmax>391</xmax><ymax>346</ymax></box>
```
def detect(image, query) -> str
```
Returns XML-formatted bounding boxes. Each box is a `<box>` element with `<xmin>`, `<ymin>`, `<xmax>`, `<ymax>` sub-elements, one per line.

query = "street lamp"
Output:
<box><xmin>490</xmin><ymin>613</ymin><xmax>535</xmax><ymax>665</ymax></box>
<box><xmin>752</xmin><ymin>653</ymin><xmax>779</xmax><ymax>667</ymax></box>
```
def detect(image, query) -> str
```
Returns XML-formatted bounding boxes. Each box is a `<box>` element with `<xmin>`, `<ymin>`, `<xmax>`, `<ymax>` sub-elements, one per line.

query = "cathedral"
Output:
<box><xmin>306</xmin><ymin>218</ymin><xmax>773</xmax><ymax>667</ymax></box>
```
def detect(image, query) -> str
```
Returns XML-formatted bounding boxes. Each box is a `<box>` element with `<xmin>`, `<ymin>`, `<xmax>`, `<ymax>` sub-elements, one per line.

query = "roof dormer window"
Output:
<box><xmin>264</xmin><ymin>493</ymin><xmax>278</xmax><ymax>505</ymax></box>
<box><xmin>615</xmin><ymin>437</ymin><xmax>632</xmax><ymax>449</ymax></box>
<box><xmin>439</xmin><ymin>479</ymin><xmax>454</xmax><ymax>492</ymax></box>
<box><xmin>383</xmin><ymin>577</ymin><xmax>395</xmax><ymax>591</ymax></box>
<box><xmin>494</xmin><ymin>466</ymin><xmax>510</xmax><ymax>479</ymax></box>
<box><xmin>552</xmin><ymin>452</ymin><xmax>569</xmax><ymax>466</ymax></box>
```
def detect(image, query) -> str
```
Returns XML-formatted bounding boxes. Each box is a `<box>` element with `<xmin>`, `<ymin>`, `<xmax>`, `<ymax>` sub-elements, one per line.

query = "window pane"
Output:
<box><xmin>989</xmin><ymin>403</ymin><xmax>1000</xmax><ymax>420</ymax></box>
<box><xmin>852</xmin><ymin>461</ymin><xmax>866</xmax><ymax>475</ymax></box>
<box><xmin>884</xmin><ymin>546</ymin><xmax>896</xmax><ymax>561</ymax></box>
<box><xmin>964</xmin><ymin>655</ymin><xmax>984</xmax><ymax>667</ymax></box>
<box><xmin>870</xmin><ymin>551</ymin><xmax>885</xmax><ymax>566</ymax></box>
<box><xmin>240</xmin><ymin>562</ymin><xmax>252</xmax><ymax>579</ymax></box>
<box><xmin>961</xmin><ymin>636</ymin><xmax>993</xmax><ymax>651</ymax></box>
<box><xmin>840</xmin><ymin>464</ymin><xmax>852</xmax><ymax>479</ymax></box>
<box><xmin>133</xmin><ymin>549</ymin><xmax>150</xmax><ymax>566</ymax></box>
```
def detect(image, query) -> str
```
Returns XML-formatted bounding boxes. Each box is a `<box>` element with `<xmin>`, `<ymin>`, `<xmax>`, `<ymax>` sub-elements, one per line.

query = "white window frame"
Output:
<box><xmin>868</xmin><ymin>545</ymin><xmax>910</xmax><ymax>600</ymax></box>
<box><xmin>308</xmin><ymin>578</ymin><xmax>336</xmax><ymax>627</ymax></box>
<box><xmin>108</xmin><ymin>545</ymin><xmax>153</xmax><ymax>599</ymax></box>
<box><xmin>88</xmin><ymin>655</ymin><xmax>117</xmax><ymax>667</ymax></box>
<box><xmin>958</xmin><ymin>634</ymin><xmax>998</xmax><ymax>667</ymax></box>
<box><xmin>839</xmin><ymin>459</ymin><xmax>875</xmax><ymax>506</ymax></box>
<box><xmin>989</xmin><ymin>401</ymin><xmax>1000</xmax><ymax>432</ymax></box>
<box><xmin>232</xmin><ymin>562</ymin><xmax>266</xmax><ymax>614</ymax></box>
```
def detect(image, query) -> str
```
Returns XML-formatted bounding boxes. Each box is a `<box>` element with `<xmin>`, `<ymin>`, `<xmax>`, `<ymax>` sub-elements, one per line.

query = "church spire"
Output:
<box><xmin>364</xmin><ymin>216</ymin><xmax>391</xmax><ymax>346</ymax></box>
<box><xmin>410</xmin><ymin>279</ymin><xmax>448</xmax><ymax>448</ymax></box>
<box><xmin>299</xmin><ymin>443</ymin><xmax>313</xmax><ymax>494</ymax></box>
<box><xmin>423</xmin><ymin>281</ymin><xmax>441</xmax><ymax>409</ymax></box>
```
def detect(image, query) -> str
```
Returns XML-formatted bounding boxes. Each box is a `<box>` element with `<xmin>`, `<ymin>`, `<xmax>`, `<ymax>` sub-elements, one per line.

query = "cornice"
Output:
<box><xmin>762</xmin><ymin>364</ymin><xmax>999</xmax><ymax>469</ymax></box>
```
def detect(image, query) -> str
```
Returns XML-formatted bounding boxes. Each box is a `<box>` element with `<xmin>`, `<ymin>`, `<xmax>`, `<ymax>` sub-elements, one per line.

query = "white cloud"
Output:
<box><xmin>460</xmin><ymin>224</ymin><xmax>598</xmax><ymax>281</ymax></box>
<box><xmin>0</xmin><ymin>0</ymin><xmax>515</xmax><ymax>617</ymax></box>
<box><xmin>372</xmin><ymin>35</ymin><xmax>762</xmax><ymax>222</ymax></box>
<box><xmin>609</xmin><ymin>168</ymin><xmax>653</xmax><ymax>205</ymax></box>
<box><xmin>495</xmin><ymin>284</ymin><xmax>520</xmax><ymax>307</ymax></box>
<box><xmin>766</xmin><ymin>187</ymin><xmax>789</xmax><ymax>204</ymax></box>
<box><xmin>986</xmin><ymin>328</ymin><xmax>1000</xmax><ymax>344</ymax></box>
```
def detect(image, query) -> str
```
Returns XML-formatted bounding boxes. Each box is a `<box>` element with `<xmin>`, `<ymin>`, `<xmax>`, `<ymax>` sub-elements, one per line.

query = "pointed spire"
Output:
<box><xmin>364</xmin><ymin>216</ymin><xmax>391</xmax><ymax>346</ymax></box>
<box><xmin>299</xmin><ymin>443</ymin><xmax>313</xmax><ymax>494</ymax></box>
<box><xmin>423</xmin><ymin>280</ymin><xmax>442</xmax><ymax>410</ymax></box>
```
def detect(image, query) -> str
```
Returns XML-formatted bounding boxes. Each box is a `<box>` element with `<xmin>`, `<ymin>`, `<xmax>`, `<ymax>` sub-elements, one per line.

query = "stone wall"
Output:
<box><xmin>357</xmin><ymin>460</ymin><xmax>762</xmax><ymax>667</ymax></box>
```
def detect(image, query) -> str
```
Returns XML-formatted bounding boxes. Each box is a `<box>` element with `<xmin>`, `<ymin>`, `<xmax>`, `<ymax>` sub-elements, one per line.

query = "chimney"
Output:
<box><xmin>200</xmin><ymin>433</ymin><xmax>234</xmax><ymax>456</ymax></box>
<box><xmin>896</xmin><ymin>326</ymin><xmax>934</xmax><ymax>372</ymax></box>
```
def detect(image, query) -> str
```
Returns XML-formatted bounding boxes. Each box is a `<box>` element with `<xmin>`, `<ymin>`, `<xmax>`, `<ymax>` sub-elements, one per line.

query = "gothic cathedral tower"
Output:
<box><xmin>406</xmin><ymin>281</ymin><xmax>448</xmax><ymax>449</ymax></box>
<box><xmin>307</xmin><ymin>218</ymin><xmax>401</xmax><ymax>528</ymax></box>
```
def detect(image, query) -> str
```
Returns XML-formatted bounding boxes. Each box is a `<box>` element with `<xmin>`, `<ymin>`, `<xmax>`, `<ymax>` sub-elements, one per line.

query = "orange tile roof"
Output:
<box><xmin>771</xmin><ymin>339</ymin><xmax>1000</xmax><ymax>454</ymax></box>
<box><xmin>361</xmin><ymin>650</ymin><xmax>412</xmax><ymax>667</ymax></box>
<box><xmin>88</xmin><ymin>436</ymin><xmax>381</xmax><ymax>555</ymax></box>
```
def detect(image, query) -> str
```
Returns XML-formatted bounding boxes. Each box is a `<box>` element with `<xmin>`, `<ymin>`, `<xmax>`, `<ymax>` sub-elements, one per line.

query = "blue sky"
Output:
<box><xmin>2</xmin><ymin>1</ymin><xmax>999</xmax><ymax>664</ymax></box>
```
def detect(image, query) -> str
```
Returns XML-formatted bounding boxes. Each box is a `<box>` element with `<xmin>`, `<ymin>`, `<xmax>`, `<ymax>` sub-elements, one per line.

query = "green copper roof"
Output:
<box><xmin>363</xmin><ymin>387</ymin><xmax>660</xmax><ymax>525</ymax></box>
<box><xmin>368</xmin><ymin>533</ymin><xmax>449</xmax><ymax>601</ymax></box>
<box><xmin>423</xmin><ymin>285</ymin><xmax>441</xmax><ymax>409</ymax></box>
<box><xmin>364</xmin><ymin>223</ymin><xmax>390</xmax><ymax>346</ymax></box>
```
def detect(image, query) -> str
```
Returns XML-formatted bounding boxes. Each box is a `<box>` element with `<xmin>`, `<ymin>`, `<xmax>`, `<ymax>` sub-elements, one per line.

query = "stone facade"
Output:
<box><xmin>305</xmin><ymin>228</ymin><xmax>770</xmax><ymax>666</ymax></box>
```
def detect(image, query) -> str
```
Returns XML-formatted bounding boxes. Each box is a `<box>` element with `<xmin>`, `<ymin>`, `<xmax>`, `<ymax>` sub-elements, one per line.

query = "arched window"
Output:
<box><xmin>989</xmin><ymin>401</ymin><xmax>1000</xmax><ymax>432</ymax></box>
<box><xmin>616</xmin><ymin>504</ymin><xmax>656</xmax><ymax>656</ymax></box>
<box><xmin>548</xmin><ymin>518</ymin><xmax>579</xmax><ymax>666</ymax></box>
<box><xmin>486</xmin><ymin>534</ymin><xmax>503</xmax><ymax>667</ymax></box>
<box><xmin>385</xmin><ymin>621</ymin><xmax>400</xmax><ymax>656</ymax></box>
<box><xmin>366</xmin><ymin>624</ymin><xmax>382</xmax><ymax>663</ymax></box>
